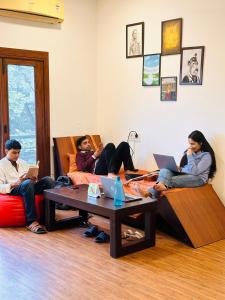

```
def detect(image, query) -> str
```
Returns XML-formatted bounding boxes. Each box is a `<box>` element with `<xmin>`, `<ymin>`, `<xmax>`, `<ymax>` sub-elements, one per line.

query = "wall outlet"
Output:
<box><xmin>128</xmin><ymin>132</ymin><xmax>140</xmax><ymax>142</ymax></box>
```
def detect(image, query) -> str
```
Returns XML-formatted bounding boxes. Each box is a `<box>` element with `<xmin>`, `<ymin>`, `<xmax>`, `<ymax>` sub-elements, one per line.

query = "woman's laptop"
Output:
<box><xmin>100</xmin><ymin>176</ymin><xmax>142</xmax><ymax>202</ymax></box>
<box><xmin>153</xmin><ymin>153</ymin><xmax>181</xmax><ymax>173</ymax></box>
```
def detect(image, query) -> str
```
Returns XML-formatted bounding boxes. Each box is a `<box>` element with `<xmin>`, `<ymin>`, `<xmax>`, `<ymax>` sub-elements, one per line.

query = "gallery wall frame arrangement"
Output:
<box><xmin>180</xmin><ymin>46</ymin><xmax>205</xmax><ymax>85</ymax></box>
<box><xmin>142</xmin><ymin>54</ymin><xmax>161</xmax><ymax>86</ymax></box>
<box><xmin>125</xmin><ymin>17</ymin><xmax>205</xmax><ymax>101</ymax></box>
<box><xmin>161</xmin><ymin>77</ymin><xmax>177</xmax><ymax>101</ymax></box>
<box><xmin>161</xmin><ymin>18</ymin><xmax>183</xmax><ymax>56</ymax></box>
<box><xmin>126</xmin><ymin>22</ymin><xmax>144</xmax><ymax>58</ymax></box>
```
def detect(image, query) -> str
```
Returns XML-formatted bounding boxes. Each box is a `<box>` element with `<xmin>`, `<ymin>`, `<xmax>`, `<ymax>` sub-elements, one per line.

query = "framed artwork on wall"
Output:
<box><xmin>142</xmin><ymin>54</ymin><xmax>161</xmax><ymax>86</ymax></box>
<box><xmin>161</xmin><ymin>77</ymin><xmax>177</xmax><ymax>101</ymax></box>
<box><xmin>180</xmin><ymin>46</ymin><xmax>205</xmax><ymax>85</ymax></box>
<box><xmin>161</xmin><ymin>18</ymin><xmax>182</xmax><ymax>55</ymax></box>
<box><xmin>126</xmin><ymin>22</ymin><xmax>144</xmax><ymax>58</ymax></box>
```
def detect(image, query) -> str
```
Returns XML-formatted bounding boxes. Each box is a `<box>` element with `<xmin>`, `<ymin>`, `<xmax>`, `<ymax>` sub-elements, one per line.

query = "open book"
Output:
<box><xmin>23</xmin><ymin>161</ymin><xmax>39</xmax><ymax>179</ymax></box>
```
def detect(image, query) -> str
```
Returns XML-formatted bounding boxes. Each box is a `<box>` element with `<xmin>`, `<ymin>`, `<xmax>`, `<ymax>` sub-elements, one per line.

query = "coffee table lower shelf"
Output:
<box><xmin>44</xmin><ymin>186</ymin><xmax>157</xmax><ymax>258</ymax></box>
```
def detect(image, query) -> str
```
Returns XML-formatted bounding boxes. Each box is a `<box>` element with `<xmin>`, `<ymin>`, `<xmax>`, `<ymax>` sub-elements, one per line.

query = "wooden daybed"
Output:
<box><xmin>53</xmin><ymin>135</ymin><xmax>225</xmax><ymax>248</ymax></box>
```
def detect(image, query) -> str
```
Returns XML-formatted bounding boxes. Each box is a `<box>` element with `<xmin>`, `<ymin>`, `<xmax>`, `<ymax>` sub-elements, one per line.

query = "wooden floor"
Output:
<box><xmin>1</xmin><ymin>212</ymin><xmax>225</xmax><ymax>300</ymax></box>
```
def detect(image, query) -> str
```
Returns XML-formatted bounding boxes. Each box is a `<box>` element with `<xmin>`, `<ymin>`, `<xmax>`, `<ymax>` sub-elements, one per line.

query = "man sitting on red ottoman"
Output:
<box><xmin>0</xmin><ymin>139</ymin><xmax>55</xmax><ymax>234</ymax></box>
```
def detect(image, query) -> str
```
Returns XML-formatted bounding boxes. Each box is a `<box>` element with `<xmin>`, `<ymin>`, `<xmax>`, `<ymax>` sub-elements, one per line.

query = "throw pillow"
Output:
<box><xmin>67</xmin><ymin>153</ymin><xmax>77</xmax><ymax>173</ymax></box>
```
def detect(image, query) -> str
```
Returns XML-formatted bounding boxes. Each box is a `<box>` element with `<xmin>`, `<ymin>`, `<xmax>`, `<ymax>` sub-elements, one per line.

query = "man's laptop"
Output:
<box><xmin>100</xmin><ymin>176</ymin><xmax>142</xmax><ymax>202</ymax></box>
<box><xmin>153</xmin><ymin>153</ymin><xmax>182</xmax><ymax>173</ymax></box>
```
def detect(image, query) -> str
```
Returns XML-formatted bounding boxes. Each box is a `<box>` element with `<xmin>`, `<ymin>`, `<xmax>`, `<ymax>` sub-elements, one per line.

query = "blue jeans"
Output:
<box><xmin>149</xmin><ymin>168</ymin><xmax>205</xmax><ymax>198</ymax></box>
<box><xmin>10</xmin><ymin>176</ymin><xmax>55</xmax><ymax>224</ymax></box>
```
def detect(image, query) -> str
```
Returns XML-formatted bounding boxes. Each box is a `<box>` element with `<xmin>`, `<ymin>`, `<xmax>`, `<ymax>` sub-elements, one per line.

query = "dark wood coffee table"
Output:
<box><xmin>44</xmin><ymin>185</ymin><xmax>157</xmax><ymax>258</ymax></box>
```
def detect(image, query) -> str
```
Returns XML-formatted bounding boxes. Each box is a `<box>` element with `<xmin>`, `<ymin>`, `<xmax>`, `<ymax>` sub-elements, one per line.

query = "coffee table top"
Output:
<box><xmin>44</xmin><ymin>184</ymin><xmax>157</xmax><ymax>215</ymax></box>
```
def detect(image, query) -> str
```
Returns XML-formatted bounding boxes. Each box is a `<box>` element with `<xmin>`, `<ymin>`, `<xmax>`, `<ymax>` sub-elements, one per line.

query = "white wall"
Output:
<box><xmin>0</xmin><ymin>0</ymin><xmax>97</xmax><ymax>175</ymax></box>
<box><xmin>97</xmin><ymin>0</ymin><xmax>225</xmax><ymax>203</ymax></box>
<box><xmin>0</xmin><ymin>0</ymin><xmax>224</xmax><ymax>203</ymax></box>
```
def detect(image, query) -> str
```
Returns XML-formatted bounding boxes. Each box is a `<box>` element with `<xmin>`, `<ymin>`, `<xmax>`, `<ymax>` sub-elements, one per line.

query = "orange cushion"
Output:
<box><xmin>67</xmin><ymin>153</ymin><xmax>77</xmax><ymax>173</ymax></box>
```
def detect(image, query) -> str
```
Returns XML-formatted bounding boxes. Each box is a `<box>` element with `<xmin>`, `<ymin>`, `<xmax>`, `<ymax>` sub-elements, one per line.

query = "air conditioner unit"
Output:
<box><xmin>0</xmin><ymin>0</ymin><xmax>64</xmax><ymax>24</ymax></box>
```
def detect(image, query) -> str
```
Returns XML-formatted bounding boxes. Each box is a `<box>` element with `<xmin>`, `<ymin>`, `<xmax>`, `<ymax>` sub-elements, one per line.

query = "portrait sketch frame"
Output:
<box><xmin>126</xmin><ymin>22</ymin><xmax>144</xmax><ymax>58</ymax></box>
<box><xmin>161</xmin><ymin>18</ymin><xmax>182</xmax><ymax>56</ymax></box>
<box><xmin>180</xmin><ymin>46</ymin><xmax>205</xmax><ymax>85</ymax></box>
<box><xmin>142</xmin><ymin>53</ymin><xmax>161</xmax><ymax>86</ymax></box>
<box><xmin>161</xmin><ymin>77</ymin><xmax>177</xmax><ymax>101</ymax></box>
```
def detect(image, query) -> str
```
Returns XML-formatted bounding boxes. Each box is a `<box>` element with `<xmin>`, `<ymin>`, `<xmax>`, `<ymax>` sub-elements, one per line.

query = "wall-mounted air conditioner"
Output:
<box><xmin>0</xmin><ymin>0</ymin><xmax>64</xmax><ymax>24</ymax></box>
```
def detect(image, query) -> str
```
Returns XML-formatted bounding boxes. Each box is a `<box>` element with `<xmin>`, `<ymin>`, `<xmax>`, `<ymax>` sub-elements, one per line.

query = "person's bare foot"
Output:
<box><xmin>154</xmin><ymin>182</ymin><xmax>168</xmax><ymax>192</ymax></box>
<box><xmin>133</xmin><ymin>183</ymin><xmax>151</xmax><ymax>197</ymax></box>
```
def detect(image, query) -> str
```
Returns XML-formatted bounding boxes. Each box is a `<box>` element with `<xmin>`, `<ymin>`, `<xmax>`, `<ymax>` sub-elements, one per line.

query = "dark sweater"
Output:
<box><xmin>76</xmin><ymin>150</ymin><xmax>96</xmax><ymax>173</ymax></box>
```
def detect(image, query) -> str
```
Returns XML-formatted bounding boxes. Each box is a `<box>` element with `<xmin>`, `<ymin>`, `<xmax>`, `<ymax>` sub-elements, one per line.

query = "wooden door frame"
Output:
<box><xmin>0</xmin><ymin>47</ymin><xmax>50</xmax><ymax>176</ymax></box>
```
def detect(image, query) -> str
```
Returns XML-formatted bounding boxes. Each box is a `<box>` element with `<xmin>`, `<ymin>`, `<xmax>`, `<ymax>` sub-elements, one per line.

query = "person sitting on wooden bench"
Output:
<box><xmin>0</xmin><ymin>139</ymin><xmax>55</xmax><ymax>234</ymax></box>
<box><xmin>76</xmin><ymin>136</ymin><xmax>137</xmax><ymax>175</ymax></box>
<box><xmin>143</xmin><ymin>130</ymin><xmax>216</xmax><ymax>199</ymax></box>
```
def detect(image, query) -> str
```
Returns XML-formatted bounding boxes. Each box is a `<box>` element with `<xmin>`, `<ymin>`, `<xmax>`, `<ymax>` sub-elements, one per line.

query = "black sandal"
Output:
<box><xmin>83</xmin><ymin>225</ymin><xmax>99</xmax><ymax>237</ymax></box>
<box><xmin>26</xmin><ymin>221</ymin><xmax>47</xmax><ymax>234</ymax></box>
<box><xmin>94</xmin><ymin>231</ymin><xmax>110</xmax><ymax>243</ymax></box>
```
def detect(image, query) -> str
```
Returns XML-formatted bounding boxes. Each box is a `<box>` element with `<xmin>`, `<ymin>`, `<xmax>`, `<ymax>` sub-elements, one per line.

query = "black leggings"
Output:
<box><xmin>94</xmin><ymin>142</ymin><xmax>134</xmax><ymax>175</ymax></box>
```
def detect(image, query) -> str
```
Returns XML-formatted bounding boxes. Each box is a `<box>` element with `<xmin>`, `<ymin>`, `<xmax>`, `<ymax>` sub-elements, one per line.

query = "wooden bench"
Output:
<box><xmin>158</xmin><ymin>185</ymin><xmax>225</xmax><ymax>247</ymax></box>
<box><xmin>53</xmin><ymin>135</ymin><xmax>101</xmax><ymax>178</ymax></box>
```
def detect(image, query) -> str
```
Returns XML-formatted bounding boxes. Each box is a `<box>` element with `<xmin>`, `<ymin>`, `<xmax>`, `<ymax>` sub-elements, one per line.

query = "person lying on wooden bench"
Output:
<box><xmin>76</xmin><ymin>136</ymin><xmax>137</xmax><ymax>175</ymax></box>
<box><xmin>0</xmin><ymin>139</ymin><xmax>55</xmax><ymax>234</ymax></box>
<box><xmin>142</xmin><ymin>130</ymin><xmax>216</xmax><ymax>199</ymax></box>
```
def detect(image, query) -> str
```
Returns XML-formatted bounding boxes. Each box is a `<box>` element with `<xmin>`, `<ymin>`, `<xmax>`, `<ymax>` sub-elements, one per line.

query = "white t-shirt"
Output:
<box><xmin>0</xmin><ymin>157</ymin><xmax>29</xmax><ymax>194</ymax></box>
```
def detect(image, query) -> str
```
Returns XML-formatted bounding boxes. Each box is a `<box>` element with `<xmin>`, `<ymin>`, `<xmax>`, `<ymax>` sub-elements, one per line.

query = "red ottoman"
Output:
<box><xmin>0</xmin><ymin>194</ymin><xmax>44</xmax><ymax>227</ymax></box>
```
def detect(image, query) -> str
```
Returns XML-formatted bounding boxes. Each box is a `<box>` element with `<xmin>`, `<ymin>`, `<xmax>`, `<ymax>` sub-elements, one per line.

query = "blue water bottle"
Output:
<box><xmin>113</xmin><ymin>176</ymin><xmax>125</xmax><ymax>206</ymax></box>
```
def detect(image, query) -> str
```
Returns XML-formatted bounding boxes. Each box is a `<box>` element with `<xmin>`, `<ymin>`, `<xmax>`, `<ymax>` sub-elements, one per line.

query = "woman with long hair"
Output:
<box><xmin>148</xmin><ymin>130</ymin><xmax>216</xmax><ymax>198</ymax></box>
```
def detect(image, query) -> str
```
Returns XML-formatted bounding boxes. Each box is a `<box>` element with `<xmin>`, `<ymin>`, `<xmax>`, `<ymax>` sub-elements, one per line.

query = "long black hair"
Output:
<box><xmin>180</xmin><ymin>130</ymin><xmax>216</xmax><ymax>178</ymax></box>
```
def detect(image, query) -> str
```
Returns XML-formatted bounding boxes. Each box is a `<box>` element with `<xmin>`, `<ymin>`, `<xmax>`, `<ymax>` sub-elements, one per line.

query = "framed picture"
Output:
<box><xmin>161</xmin><ymin>77</ymin><xmax>177</xmax><ymax>101</ymax></box>
<box><xmin>126</xmin><ymin>22</ymin><xmax>144</xmax><ymax>58</ymax></box>
<box><xmin>161</xmin><ymin>18</ymin><xmax>182</xmax><ymax>55</ymax></box>
<box><xmin>142</xmin><ymin>54</ymin><xmax>161</xmax><ymax>86</ymax></box>
<box><xmin>180</xmin><ymin>46</ymin><xmax>205</xmax><ymax>85</ymax></box>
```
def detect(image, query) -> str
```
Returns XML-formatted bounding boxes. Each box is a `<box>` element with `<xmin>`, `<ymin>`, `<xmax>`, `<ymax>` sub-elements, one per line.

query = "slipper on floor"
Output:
<box><xmin>94</xmin><ymin>231</ymin><xmax>110</xmax><ymax>243</ymax></box>
<box><xmin>122</xmin><ymin>229</ymin><xmax>134</xmax><ymax>239</ymax></box>
<box><xmin>83</xmin><ymin>225</ymin><xmax>99</xmax><ymax>237</ymax></box>
<box><xmin>26</xmin><ymin>221</ymin><xmax>47</xmax><ymax>234</ymax></box>
<box><xmin>122</xmin><ymin>229</ymin><xmax>143</xmax><ymax>241</ymax></box>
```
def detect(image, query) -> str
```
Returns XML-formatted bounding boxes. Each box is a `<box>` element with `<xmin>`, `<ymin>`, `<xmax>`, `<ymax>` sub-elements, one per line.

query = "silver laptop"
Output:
<box><xmin>100</xmin><ymin>176</ymin><xmax>142</xmax><ymax>202</ymax></box>
<box><xmin>153</xmin><ymin>153</ymin><xmax>181</xmax><ymax>173</ymax></box>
